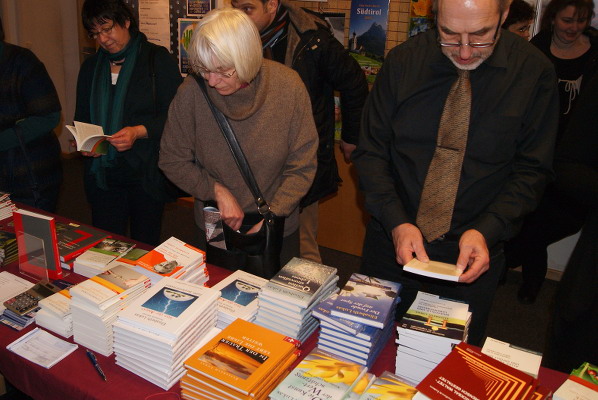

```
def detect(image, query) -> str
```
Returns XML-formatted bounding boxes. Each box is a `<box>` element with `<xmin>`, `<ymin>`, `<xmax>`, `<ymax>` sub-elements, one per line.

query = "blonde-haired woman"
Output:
<box><xmin>159</xmin><ymin>8</ymin><xmax>317</xmax><ymax>268</ymax></box>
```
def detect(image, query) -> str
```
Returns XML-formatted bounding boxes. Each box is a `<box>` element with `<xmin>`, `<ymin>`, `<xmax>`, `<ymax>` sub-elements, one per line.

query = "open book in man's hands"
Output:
<box><xmin>403</xmin><ymin>258</ymin><xmax>462</xmax><ymax>281</ymax></box>
<box><xmin>66</xmin><ymin>121</ymin><xmax>108</xmax><ymax>154</ymax></box>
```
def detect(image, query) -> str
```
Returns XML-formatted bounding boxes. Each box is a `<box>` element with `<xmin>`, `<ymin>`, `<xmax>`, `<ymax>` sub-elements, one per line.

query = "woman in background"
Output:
<box><xmin>159</xmin><ymin>8</ymin><xmax>317</xmax><ymax>266</ymax></box>
<box><xmin>75</xmin><ymin>0</ymin><xmax>182</xmax><ymax>245</ymax></box>
<box><xmin>0</xmin><ymin>16</ymin><xmax>62</xmax><ymax>212</ymax></box>
<box><xmin>505</xmin><ymin>0</ymin><xmax>597</xmax><ymax>304</ymax></box>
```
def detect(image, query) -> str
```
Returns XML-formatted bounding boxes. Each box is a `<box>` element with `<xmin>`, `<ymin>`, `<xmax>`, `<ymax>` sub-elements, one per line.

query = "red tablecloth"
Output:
<box><xmin>0</xmin><ymin>211</ymin><xmax>568</xmax><ymax>399</ymax></box>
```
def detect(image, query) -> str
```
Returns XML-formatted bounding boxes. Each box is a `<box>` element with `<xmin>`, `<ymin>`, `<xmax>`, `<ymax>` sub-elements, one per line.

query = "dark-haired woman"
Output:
<box><xmin>505</xmin><ymin>0</ymin><xmax>597</xmax><ymax>304</ymax></box>
<box><xmin>74</xmin><ymin>0</ymin><xmax>182</xmax><ymax>245</ymax></box>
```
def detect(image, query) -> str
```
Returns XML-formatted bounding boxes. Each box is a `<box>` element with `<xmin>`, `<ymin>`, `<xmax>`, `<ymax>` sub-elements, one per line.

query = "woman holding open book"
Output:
<box><xmin>74</xmin><ymin>0</ymin><xmax>182</xmax><ymax>246</ymax></box>
<box><xmin>159</xmin><ymin>8</ymin><xmax>318</xmax><ymax>267</ymax></box>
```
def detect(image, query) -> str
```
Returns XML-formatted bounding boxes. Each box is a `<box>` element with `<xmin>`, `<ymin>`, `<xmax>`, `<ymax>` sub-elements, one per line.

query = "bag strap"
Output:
<box><xmin>191</xmin><ymin>73</ymin><xmax>273</xmax><ymax>218</ymax></box>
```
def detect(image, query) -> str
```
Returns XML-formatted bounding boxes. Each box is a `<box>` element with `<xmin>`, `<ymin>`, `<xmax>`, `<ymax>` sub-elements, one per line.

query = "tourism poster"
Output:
<box><xmin>178</xmin><ymin>18</ymin><xmax>200</xmax><ymax>76</ymax></box>
<box><xmin>408</xmin><ymin>0</ymin><xmax>434</xmax><ymax>37</ymax></box>
<box><xmin>348</xmin><ymin>0</ymin><xmax>390</xmax><ymax>84</ymax></box>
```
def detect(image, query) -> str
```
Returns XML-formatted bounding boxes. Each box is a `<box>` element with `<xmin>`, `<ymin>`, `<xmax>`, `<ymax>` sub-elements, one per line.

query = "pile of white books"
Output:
<box><xmin>113</xmin><ymin>277</ymin><xmax>220</xmax><ymax>390</ymax></box>
<box><xmin>313</xmin><ymin>293</ymin><xmax>398</xmax><ymax>368</ymax></box>
<box><xmin>0</xmin><ymin>191</ymin><xmax>16</xmax><ymax>221</ymax></box>
<box><xmin>70</xmin><ymin>264</ymin><xmax>151</xmax><ymax>356</ymax></box>
<box><xmin>133</xmin><ymin>236</ymin><xmax>208</xmax><ymax>286</ymax></box>
<box><xmin>395</xmin><ymin>291</ymin><xmax>471</xmax><ymax>384</ymax></box>
<box><xmin>73</xmin><ymin>238</ymin><xmax>136</xmax><ymax>278</ymax></box>
<box><xmin>254</xmin><ymin>257</ymin><xmax>339</xmax><ymax>343</ymax></box>
<box><xmin>36</xmin><ymin>285</ymin><xmax>74</xmax><ymax>338</ymax></box>
<box><xmin>209</xmin><ymin>269</ymin><xmax>267</xmax><ymax>329</ymax></box>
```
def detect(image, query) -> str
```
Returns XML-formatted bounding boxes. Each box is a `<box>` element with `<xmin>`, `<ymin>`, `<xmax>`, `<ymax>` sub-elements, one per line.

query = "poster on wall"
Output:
<box><xmin>408</xmin><ymin>0</ymin><xmax>434</xmax><ymax>37</ymax></box>
<box><xmin>187</xmin><ymin>0</ymin><xmax>211</xmax><ymax>16</ymax></box>
<box><xmin>179</xmin><ymin>18</ymin><xmax>201</xmax><ymax>76</ymax></box>
<box><xmin>348</xmin><ymin>0</ymin><xmax>390</xmax><ymax>84</ymax></box>
<box><xmin>138</xmin><ymin>0</ymin><xmax>171</xmax><ymax>48</ymax></box>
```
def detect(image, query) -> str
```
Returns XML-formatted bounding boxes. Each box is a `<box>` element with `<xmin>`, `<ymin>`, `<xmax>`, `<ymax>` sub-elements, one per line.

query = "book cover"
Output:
<box><xmin>184</xmin><ymin>319</ymin><xmax>300</xmax><ymax>396</ymax></box>
<box><xmin>359</xmin><ymin>370</ymin><xmax>418</xmax><ymax>399</ymax></box>
<box><xmin>55</xmin><ymin>222</ymin><xmax>109</xmax><ymax>262</ymax></box>
<box><xmin>261</xmin><ymin>257</ymin><xmax>338</xmax><ymax>308</ymax></box>
<box><xmin>571</xmin><ymin>362</ymin><xmax>598</xmax><ymax>386</ymax></box>
<box><xmin>481</xmin><ymin>337</ymin><xmax>542</xmax><ymax>378</ymax></box>
<box><xmin>117</xmin><ymin>277</ymin><xmax>220</xmax><ymax>340</ymax></box>
<box><xmin>398</xmin><ymin>291</ymin><xmax>470</xmax><ymax>341</ymax></box>
<box><xmin>135</xmin><ymin>236</ymin><xmax>205</xmax><ymax>284</ymax></box>
<box><xmin>13</xmin><ymin>208</ymin><xmax>62</xmax><ymax>280</ymax></box>
<box><xmin>203</xmin><ymin>206</ymin><xmax>226</xmax><ymax>250</ymax></box>
<box><xmin>416</xmin><ymin>342</ymin><xmax>536</xmax><ymax>400</ymax></box>
<box><xmin>269</xmin><ymin>347</ymin><xmax>368</xmax><ymax>400</ymax></box>
<box><xmin>403</xmin><ymin>259</ymin><xmax>462</xmax><ymax>282</ymax></box>
<box><xmin>65</xmin><ymin>121</ymin><xmax>109</xmax><ymax>154</ymax></box>
<box><xmin>554</xmin><ymin>376</ymin><xmax>597</xmax><ymax>400</ymax></box>
<box><xmin>330</xmin><ymin>273</ymin><xmax>401</xmax><ymax>329</ymax></box>
<box><xmin>75</xmin><ymin>238</ymin><xmax>136</xmax><ymax>268</ymax></box>
<box><xmin>210</xmin><ymin>270</ymin><xmax>267</xmax><ymax>320</ymax></box>
<box><xmin>313</xmin><ymin>293</ymin><xmax>368</xmax><ymax>336</ymax></box>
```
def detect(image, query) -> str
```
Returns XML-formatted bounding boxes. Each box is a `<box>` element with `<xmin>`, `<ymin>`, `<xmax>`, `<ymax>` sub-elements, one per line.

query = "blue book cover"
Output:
<box><xmin>312</xmin><ymin>293</ymin><xmax>367</xmax><ymax>335</ymax></box>
<box><xmin>330</xmin><ymin>273</ymin><xmax>401</xmax><ymax>329</ymax></box>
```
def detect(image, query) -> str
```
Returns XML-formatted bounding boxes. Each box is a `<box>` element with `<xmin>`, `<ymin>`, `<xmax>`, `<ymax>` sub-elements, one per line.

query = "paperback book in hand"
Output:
<box><xmin>66</xmin><ymin>121</ymin><xmax>108</xmax><ymax>154</ymax></box>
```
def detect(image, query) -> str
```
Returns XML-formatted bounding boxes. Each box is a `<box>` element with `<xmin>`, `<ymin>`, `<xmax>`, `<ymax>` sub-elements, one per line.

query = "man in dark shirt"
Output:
<box><xmin>352</xmin><ymin>0</ymin><xmax>558</xmax><ymax>345</ymax></box>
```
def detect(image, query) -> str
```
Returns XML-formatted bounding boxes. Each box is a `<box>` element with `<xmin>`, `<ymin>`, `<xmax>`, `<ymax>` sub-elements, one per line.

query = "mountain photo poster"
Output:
<box><xmin>348</xmin><ymin>0</ymin><xmax>390</xmax><ymax>84</ymax></box>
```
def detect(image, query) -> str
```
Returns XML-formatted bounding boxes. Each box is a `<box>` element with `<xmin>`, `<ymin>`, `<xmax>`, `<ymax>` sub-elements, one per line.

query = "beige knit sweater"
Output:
<box><xmin>159</xmin><ymin>60</ymin><xmax>318</xmax><ymax>235</ymax></box>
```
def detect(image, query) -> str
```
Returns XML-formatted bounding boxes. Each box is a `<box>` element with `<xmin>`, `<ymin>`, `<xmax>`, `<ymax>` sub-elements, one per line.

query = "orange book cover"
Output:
<box><xmin>417</xmin><ymin>342</ymin><xmax>536</xmax><ymax>400</ymax></box>
<box><xmin>184</xmin><ymin>319</ymin><xmax>300</xmax><ymax>396</ymax></box>
<box><xmin>135</xmin><ymin>236</ymin><xmax>205</xmax><ymax>279</ymax></box>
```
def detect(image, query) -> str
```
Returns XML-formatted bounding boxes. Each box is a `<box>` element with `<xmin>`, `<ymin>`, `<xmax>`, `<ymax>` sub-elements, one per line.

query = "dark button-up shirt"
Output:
<box><xmin>353</xmin><ymin>29</ymin><xmax>559</xmax><ymax>249</ymax></box>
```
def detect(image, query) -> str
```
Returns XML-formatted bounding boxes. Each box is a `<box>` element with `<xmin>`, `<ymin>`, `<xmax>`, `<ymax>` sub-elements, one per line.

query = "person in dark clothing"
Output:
<box><xmin>0</xmin><ymin>16</ymin><xmax>62</xmax><ymax>212</ymax></box>
<box><xmin>74</xmin><ymin>0</ymin><xmax>182</xmax><ymax>245</ymax></box>
<box><xmin>543</xmin><ymin>70</ymin><xmax>598</xmax><ymax>373</ymax></box>
<box><xmin>502</xmin><ymin>0</ymin><xmax>535</xmax><ymax>40</ymax></box>
<box><xmin>232</xmin><ymin>0</ymin><xmax>369</xmax><ymax>263</ymax></box>
<box><xmin>352</xmin><ymin>0</ymin><xmax>558</xmax><ymax>345</ymax></box>
<box><xmin>504</xmin><ymin>0</ymin><xmax>597</xmax><ymax>304</ymax></box>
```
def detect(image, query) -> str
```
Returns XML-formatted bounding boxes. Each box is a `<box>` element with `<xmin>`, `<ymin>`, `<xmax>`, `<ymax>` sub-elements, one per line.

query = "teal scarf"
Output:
<box><xmin>89</xmin><ymin>31</ymin><xmax>144</xmax><ymax>189</ymax></box>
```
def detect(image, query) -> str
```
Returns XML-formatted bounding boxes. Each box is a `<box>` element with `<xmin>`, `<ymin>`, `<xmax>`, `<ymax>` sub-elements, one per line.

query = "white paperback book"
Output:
<box><xmin>117</xmin><ymin>276</ymin><xmax>220</xmax><ymax>341</ymax></box>
<box><xmin>481</xmin><ymin>336</ymin><xmax>542</xmax><ymax>378</ymax></box>
<box><xmin>209</xmin><ymin>269</ymin><xmax>267</xmax><ymax>323</ymax></box>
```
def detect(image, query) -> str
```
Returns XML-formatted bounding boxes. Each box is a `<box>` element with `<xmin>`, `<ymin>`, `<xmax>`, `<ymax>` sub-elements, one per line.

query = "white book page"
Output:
<box><xmin>7</xmin><ymin>327</ymin><xmax>78</xmax><ymax>368</ymax></box>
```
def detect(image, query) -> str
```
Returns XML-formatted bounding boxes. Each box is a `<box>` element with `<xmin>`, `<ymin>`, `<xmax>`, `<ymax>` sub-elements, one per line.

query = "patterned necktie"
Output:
<box><xmin>416</xmin><ymin>69</ymin><xmax>471</xmax><ymax>242</ymax></box>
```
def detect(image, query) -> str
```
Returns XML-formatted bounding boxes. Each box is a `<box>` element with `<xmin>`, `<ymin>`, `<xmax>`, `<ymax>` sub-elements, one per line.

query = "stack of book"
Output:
<box><xmin>270</xmin><ymin>347</ymin><xmax>368</xmax><ymax>400</ymax></box>
<box><xmin>0</xmin><ymin>191</ymin><xmax>16</xmax><ymax>221</ymax></box>
<box><xmin>395</xmin><ymin>291</ymin><xmax>471</xmax><ymax>385</ymax></box>
<box><xmin>181</xmin><ymin>318</ymin><xmax>301</xmax><ymax>399</ymax></box>
<box><xmin>313</xmin><ymin>273</ymin><xmax>401</xmax><ymax>368</ymax></box>
<box><xmin>35</xmin><ymin>283</ymin><xmax>74</xmax><ymax>338</ymax></box>
<box><xmin>254</xmin><ymin>257</ymin><xmax>339</xmax><ymax>342</ymax></box>
<box><xmin>314</xmin><ymin>293</ymin><xmax>398</xmax><ymax>368</ymax></box>
<box><xmin>209</xmin><ymin>269</ymin><xmax>268</xmax><ymax>329</ymax></box>
<box><xmin>70</xmin><ymin>264</ymin><xmax>151</xmax><ymax>356</ymax></box>
<box><xmin>113</xmin><ymin>277</ymin><xmax>220</xmax><ymax>390</ymax></box>
<box><xmin>357</xmin><ymin>370</ymin><xmax>418</xmax><ymax>399</ymax></box>
<box><xmin>133</xmin><ymin>236</ymin><xmax>208</xmax><ymax>286</ymax></box>
<box><xmin>56</xmin><ymin>222</ymin><xmax>109</xmax><ymax>271</ymax></box>
<box><xmin>414</xmin><ymin>342</ymin><xmax>549</xmax><ymax>399</ymax></box>
<box><xmin>73</xmin><ymin>238</ymin><xmax>136</xmax><ymax>278</ymax></box>
<box><xmin>554</xmin><ymin>362</ymin><xmax>598</xmax><ymax>400</ymax></box>
<box><xmin>0</xmin><ymin>229</ymin><xmax>17</xmax><ymax>267</ymax></box>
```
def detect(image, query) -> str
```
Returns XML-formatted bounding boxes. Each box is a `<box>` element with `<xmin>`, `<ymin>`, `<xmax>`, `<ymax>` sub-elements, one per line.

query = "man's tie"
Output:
<box><xmin>416</xmin><ymin>69</ymin><xmax>471</xmax><ymax>242</ymax></box>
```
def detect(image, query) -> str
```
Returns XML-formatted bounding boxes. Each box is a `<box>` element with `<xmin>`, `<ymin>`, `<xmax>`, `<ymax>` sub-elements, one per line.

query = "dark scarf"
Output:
<box><xmin>89</xmin><ymin>31</ymin><xmax>144</xmax><ymax>189</ymax></box>
<box><xmin>260</xmin><ymin>4</ymin><xmax>289</xmax><ymax>59</ymax></box>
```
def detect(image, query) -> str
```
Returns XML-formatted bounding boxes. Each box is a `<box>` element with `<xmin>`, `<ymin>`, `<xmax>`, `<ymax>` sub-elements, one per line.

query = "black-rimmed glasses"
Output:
<box><xmin>88</xmin><ymin>23</ymin><xmax>115</xmax><ymax>40</ymax></box>
<box><xmin>438</xmin><ymin>20</ymin><xmax>501</xmax><ymax>48</ymax></box>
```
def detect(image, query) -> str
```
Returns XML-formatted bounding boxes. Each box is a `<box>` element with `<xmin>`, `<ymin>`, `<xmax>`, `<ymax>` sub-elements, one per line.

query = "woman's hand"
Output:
<box><xmin>107</xmin><ymin>125</ymin><xmax>147</xmax><ymax>151</ymax></box>
<box><xmin>214</xmin><ymin>182</ymin><xmax>244</xmax><ymax>231</ymax></box>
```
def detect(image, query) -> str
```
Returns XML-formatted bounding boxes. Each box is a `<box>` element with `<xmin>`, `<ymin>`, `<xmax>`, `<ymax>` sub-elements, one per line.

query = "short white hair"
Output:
<box><xmin>189</xmin><ymin>8</ymin><xmax>263</xmax><ymax>83</ymax></box>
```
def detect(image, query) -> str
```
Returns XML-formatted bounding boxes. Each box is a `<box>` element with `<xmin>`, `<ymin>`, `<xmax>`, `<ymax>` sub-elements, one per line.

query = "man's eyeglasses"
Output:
<box><xmin>438</xmin><ymin>20</ymin><xmax>501</xmax><ymax>48</ymax></box>
<box><xmin>197</xmin><ymin>67</ymin><xmax>237</xmax><ymax>79</ymax></box>
<box><xmin>88</xmin><ymin>23</ymin><xmax>115</xmax><ymax>40</ymax></box>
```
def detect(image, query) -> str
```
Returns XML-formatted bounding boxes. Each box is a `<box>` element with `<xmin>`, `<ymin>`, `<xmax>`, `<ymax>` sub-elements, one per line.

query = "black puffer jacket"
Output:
<box><xmin>280</xmin><ymin>0</ymin><xmax>369</xmax><ymax>207</ymax></box>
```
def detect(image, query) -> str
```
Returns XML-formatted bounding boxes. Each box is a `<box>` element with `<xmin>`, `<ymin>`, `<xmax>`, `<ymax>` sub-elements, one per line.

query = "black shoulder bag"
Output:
<box><xmin>192</xmin><ymin>74</ymin><xmax>285</xmax><ymax>279</ymax></box>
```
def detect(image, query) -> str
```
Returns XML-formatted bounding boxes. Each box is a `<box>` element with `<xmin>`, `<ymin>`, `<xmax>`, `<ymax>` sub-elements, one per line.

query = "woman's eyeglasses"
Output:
<box><xmin>197</xmin><ymin>67</ymin><xmax>237</xmax><ymax>79</ymax></box>
<box><xmin>88</xmin><ymin>23</ymin><xmax>115</xmax><ymax>40</ymax></box>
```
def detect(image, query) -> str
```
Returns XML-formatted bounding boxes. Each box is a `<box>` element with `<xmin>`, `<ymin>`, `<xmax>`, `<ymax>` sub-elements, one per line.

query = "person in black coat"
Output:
<box><xmin>74</xmin><ymin>0</ymin><xmax>182</xmax><ymax>246</ymax></box>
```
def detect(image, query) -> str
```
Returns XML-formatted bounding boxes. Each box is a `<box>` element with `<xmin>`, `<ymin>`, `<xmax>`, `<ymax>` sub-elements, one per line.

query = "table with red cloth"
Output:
<box><xmin>0</xmin><ymin>211</ymin><xmax>568</xmax><ymax>400</ymax></box>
